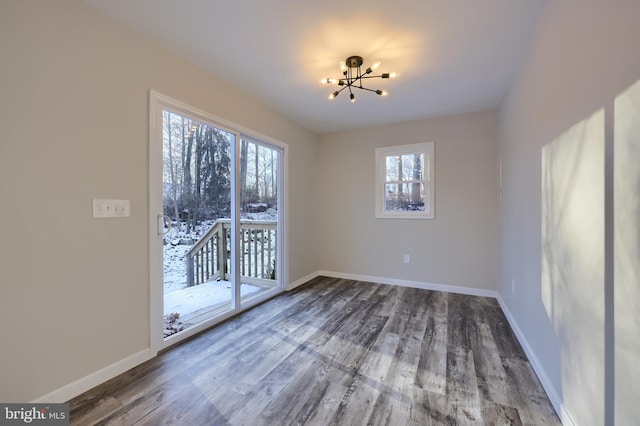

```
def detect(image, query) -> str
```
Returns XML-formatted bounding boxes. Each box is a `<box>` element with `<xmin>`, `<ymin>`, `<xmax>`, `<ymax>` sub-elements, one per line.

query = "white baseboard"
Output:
<box><xmin>496</xmin><ymin>295</ymin><xmax>575</xmax><ymax>426</ymax></box>
<box><xmin>32</xmin><ymin>271</ymin><xmax>571</xmax><ymax>426</ymax></box>
<box><xmin>32</xmin><ymin>348</ymin><xmax>156</xmax><ymax>403</ymax></box>
<box><xmin>35</xmin><ymin>272</ymin><xmax>317</xmax><ymax>403</ymax></box>
<box><xmin>317</xmin><ymin>270</ymin><xmax>499</xmax><ymax>299</ymax></box>
<box><xmin>287</xmin><ymin>271</ymin><xmax>321</xmax><ymax>291</ymax></box>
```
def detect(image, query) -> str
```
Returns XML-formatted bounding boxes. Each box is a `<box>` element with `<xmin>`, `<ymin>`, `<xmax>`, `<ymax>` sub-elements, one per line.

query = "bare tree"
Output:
<box><xmin>412</xmin><ymin>153</ymin><xmax>422</xmax><ymax>205</ymax></box>
<box><xmin>396</xmin><ymin>155</ymin><xmax>404</xmax><ymax>204</ymax></box>
<box><xmin>182</xmin><ymin>118</ymin><xmax>194</xmax><ymax>231</ymax></box>
<box><xmin>254</xmin><ymin>143</ymin><xmax>259</xmax><ymax>199</ymax></box>
<box><xmin>240</xmin><ymin>139</ymin><xmax>249</xmax><ymax>210</ymax></box>
<box><xmin>163</xmin><ymin>112</ymin><xmax>181</xmax><ymax>230</ymax></box>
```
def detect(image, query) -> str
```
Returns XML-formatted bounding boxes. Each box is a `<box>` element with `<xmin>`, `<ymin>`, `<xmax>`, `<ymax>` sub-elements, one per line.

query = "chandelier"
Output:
<box><xmin>321</xmin><ymin>55</ymin><xmax>397</xmax><ymax>103</ymax></box>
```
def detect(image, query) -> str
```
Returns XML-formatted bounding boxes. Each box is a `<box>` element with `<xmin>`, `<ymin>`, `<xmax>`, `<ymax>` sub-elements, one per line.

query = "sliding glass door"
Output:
<box><xmin>149</xmin><ymin>91</ymin><xmax>284</xmax><ymax>349</ymax></box>
<box><xmin>161</xmin><ymin>112</ymin><xmax>234</xmax><ymax>338</ymax></box>
<box><xmin>238</xmin><ymin>138</ymin><xmax>281</xmax><ymax>302</ymax></box>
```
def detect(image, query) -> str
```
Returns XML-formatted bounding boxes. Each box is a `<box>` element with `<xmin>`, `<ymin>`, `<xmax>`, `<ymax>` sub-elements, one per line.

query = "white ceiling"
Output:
<box><xmin>84</xmin><ymin>0</ymin><xmax>546</xmax><ymax>134</ymax></box>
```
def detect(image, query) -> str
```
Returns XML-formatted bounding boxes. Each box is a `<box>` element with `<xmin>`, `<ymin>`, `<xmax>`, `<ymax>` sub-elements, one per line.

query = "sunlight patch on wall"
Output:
<box><xmin>614</xmin><ymin>79</ymin><xmax>640</xmax><ymax>423</ymax></box>
<box><xmin>541</xmin><ymin>109</ymin><xmax>604</xmax><ymax>426</ymax></box>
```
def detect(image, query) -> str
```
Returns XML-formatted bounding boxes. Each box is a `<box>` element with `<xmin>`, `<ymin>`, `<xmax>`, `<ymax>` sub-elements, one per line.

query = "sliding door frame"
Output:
<box><xmin>149</xmin><ymin>90</ymin><xmax>288</xmax><ymax>352</ymax></box>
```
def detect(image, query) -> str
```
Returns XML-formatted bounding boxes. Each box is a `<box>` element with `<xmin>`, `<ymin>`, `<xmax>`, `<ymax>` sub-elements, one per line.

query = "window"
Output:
<box><xmin>375</xmin><ymin>142</ymin><xmax>434</xmax><ymax>219</ymax></box>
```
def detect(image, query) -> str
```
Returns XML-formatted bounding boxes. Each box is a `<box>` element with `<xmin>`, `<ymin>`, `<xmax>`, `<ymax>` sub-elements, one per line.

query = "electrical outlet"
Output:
<box><xmin>403</xmin><ymin>254</ymin><xmax>411</xmax><ymax>264</ymax></box>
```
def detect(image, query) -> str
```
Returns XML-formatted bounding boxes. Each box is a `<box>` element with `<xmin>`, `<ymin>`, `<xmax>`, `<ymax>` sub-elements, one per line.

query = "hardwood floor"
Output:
<box><xmin>68</xmin><ymin>277</ymin><xmax>560</xmax><ymax>425</ymax></box>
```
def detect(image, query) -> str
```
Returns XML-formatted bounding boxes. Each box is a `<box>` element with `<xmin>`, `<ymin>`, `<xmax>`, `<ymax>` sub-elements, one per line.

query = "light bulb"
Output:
<box><xmin>350</xmin><ymin>93</ymin><xmax>355</xmax><ymax>103</ymax></box>
<box><xmin>372</xmin><ymin>61</ymin><xmax>381</xmax><ymax>70</ymax></box>
<box><xmin>328</xmin><ymin>91</ymin><xmax>339</xmax><ymax>100</ymax></box>
<box><xmin>389</xmin><ymin>72</ymin><xmax>398</xmax><ymax>78</ymax></box>
<box><xmin>339</xmin><ymin>62</ymin><xmax>347</xmax><ymax>72</ymax></box>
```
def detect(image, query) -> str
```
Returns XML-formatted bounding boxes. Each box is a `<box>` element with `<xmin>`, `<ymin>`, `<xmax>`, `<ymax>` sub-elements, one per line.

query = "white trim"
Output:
<box><xmin>287</xmin><ymin>271</ymin><xmax>321</xmax><ymax>291</ymax></box>
<box><xmin>375</xmin><ymin>141</ymin><xmax>435</xmax><ymax>219</ymax></box>
<box><xmin>231</xmin><ymin>126</ymin><xmax>240</xmax><ymax>312</ymax></box>
<box><xmin>496</xmin><ymin>295</ymin><xmax>576</xmax><ymax>426</ymax></box>
<box><xmin>148</xmin><ymin>90</ymin><xmax>285</xmax><ymax>149</ymax></box>
<box><xmin>148</xmin><ymin>91</ymin><xmax>164</xmax><ymax>353</ymax></box>
<box><xmin>317</xmin><ymin>270</ymin><xmax>497</xmax><ymax>298</ymax></box>
<box><xmin>30</xmin><ymin>270</ymin><xmax>570</xmax><ymax>426</ymax></box>
<box><xmin>32</xmin><ymin>349</ymin><xmax>155</xmax><ymax>403</ymax></box>
<box><xmin>241</xmin><ymin>288</ymin><xmax>285</xmax><ymax>310</ymax></box>
<box><xmin>280</xmin><ymin>144</ymin><xmax>289</xmax><ymax>292</ymax></box>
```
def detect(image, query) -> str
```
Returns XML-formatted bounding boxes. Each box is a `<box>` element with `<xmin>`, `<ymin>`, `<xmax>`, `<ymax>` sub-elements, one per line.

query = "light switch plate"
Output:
<box><xmin>93</xmin><ymin>199</ymin><xmax>130</xmax><ymax>218</ymax></box>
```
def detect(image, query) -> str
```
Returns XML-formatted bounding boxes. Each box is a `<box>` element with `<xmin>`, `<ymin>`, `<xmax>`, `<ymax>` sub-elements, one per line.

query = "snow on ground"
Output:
<box><xmin>163</xmin><ymin>219</ymin><xmax>214</xmax><ymax>294</ymax></box>
<box><xmin>164</xmin><ymin>280</ymin><xmax>262</xmax><ymax>316</ymax></box>
<box><xmin>164</xmin><ymin>244</ymin><xmax>191</xmax><ymax>294</ymax></box>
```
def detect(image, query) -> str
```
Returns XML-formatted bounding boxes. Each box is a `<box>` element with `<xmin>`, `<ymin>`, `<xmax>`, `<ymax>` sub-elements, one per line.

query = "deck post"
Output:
<box><xmin>186</xmin><ymin>256</ymin><xmax>194</xmax><ymax>287</ymax></box>
<box><xmin>218</xmin><ymin>224</ymin><xmax>227</xmax><ymax>279</ymax></box>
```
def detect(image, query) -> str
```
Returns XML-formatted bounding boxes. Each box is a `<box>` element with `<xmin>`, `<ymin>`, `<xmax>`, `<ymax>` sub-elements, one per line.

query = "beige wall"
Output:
<box><xmin>318</xmin><ymin>110</ymin><xmax>499</xmax><ymax>290</ymax></box>
<box><xmin>0</xmin><ymin>1</ymin><xmax>318</xmax><ymax>402</ymax></box>
<box><xmin>5</xmin><ymin>1</ymin><xmax>638</xmax><ymax>418</ymax></box>
<box><xmin>499</xmin><ymin>0</ymin><xmax>640</xmax><ymax>424</ymax></box>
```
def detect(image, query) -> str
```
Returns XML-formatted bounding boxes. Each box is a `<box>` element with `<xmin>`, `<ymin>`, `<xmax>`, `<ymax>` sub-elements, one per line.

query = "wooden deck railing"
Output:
<box><xmin>186</xmin><ymin>219</ymin><xmax>277</xmax><ymax>288</ymax></box>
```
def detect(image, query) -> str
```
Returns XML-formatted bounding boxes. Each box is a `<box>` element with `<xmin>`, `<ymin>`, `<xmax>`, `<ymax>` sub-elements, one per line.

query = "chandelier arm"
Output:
<box><xmin>355</xmin><ymin>86</ymin><xmax>382</xmax><ymax>93</ymax></box>
<box><xmin>334</xmin><ymin>86</ymin><xmax>349</xmax><ymax>97</ymax></box>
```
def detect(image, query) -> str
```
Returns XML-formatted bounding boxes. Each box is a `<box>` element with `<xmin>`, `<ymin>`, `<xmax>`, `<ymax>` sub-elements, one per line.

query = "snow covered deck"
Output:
<box><xmin>164</xmin><ymin>279</ymin><xmax>272</xmax><ymax>326</ymax></box>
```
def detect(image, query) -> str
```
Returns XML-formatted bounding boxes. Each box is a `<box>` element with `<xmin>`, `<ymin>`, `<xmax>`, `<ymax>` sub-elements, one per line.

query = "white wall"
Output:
<box><xmin>0</xmin><ymin>0</ymin><xmax>318</xmax><ymax>402</ymax></box>
<box><xmin>318</xmin><ymin>110</ymin><xmax>499</xmax><ymax>291</ymax></box>
<box><xmin>614</xmin><ymin>77</ymin><xmax>640</xmax><ymax>426</ymax></box>
<box><xmin>498</xmin><ymin>0</ymin><xmax>640</xmax><ymax>424</ymax></box>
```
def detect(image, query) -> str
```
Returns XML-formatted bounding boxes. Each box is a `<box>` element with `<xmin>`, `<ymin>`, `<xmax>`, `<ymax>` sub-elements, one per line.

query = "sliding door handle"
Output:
<box><xmin>157</xmin><ymin>214</ymin><xmax>172</xmax><ymax>236</ymax></box>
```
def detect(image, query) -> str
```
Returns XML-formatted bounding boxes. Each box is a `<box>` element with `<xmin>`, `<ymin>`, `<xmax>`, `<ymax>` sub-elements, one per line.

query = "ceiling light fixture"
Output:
<box><xmin>321</xmin><ymin>55</ymin><xmax>397</xmax><ymax>102</ymax></box>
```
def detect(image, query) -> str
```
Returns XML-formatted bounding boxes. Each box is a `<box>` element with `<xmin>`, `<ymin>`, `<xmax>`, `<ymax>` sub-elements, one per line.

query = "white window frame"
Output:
<box><xmin>149</xmin><ymin>90</ymin><xmax>289</xmax><ymax>352</ymax></box>
<box><xmin>375</xmin><ymin>142</ymin><xmax>435</xmax><ymax>219</ymax></box>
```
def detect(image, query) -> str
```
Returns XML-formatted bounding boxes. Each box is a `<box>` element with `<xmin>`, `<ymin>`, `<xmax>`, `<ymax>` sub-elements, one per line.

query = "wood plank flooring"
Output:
<box><xmin>68</xmin><ymin>277</ymin><xmax>560</xmax><ymax>425</ymax></box>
